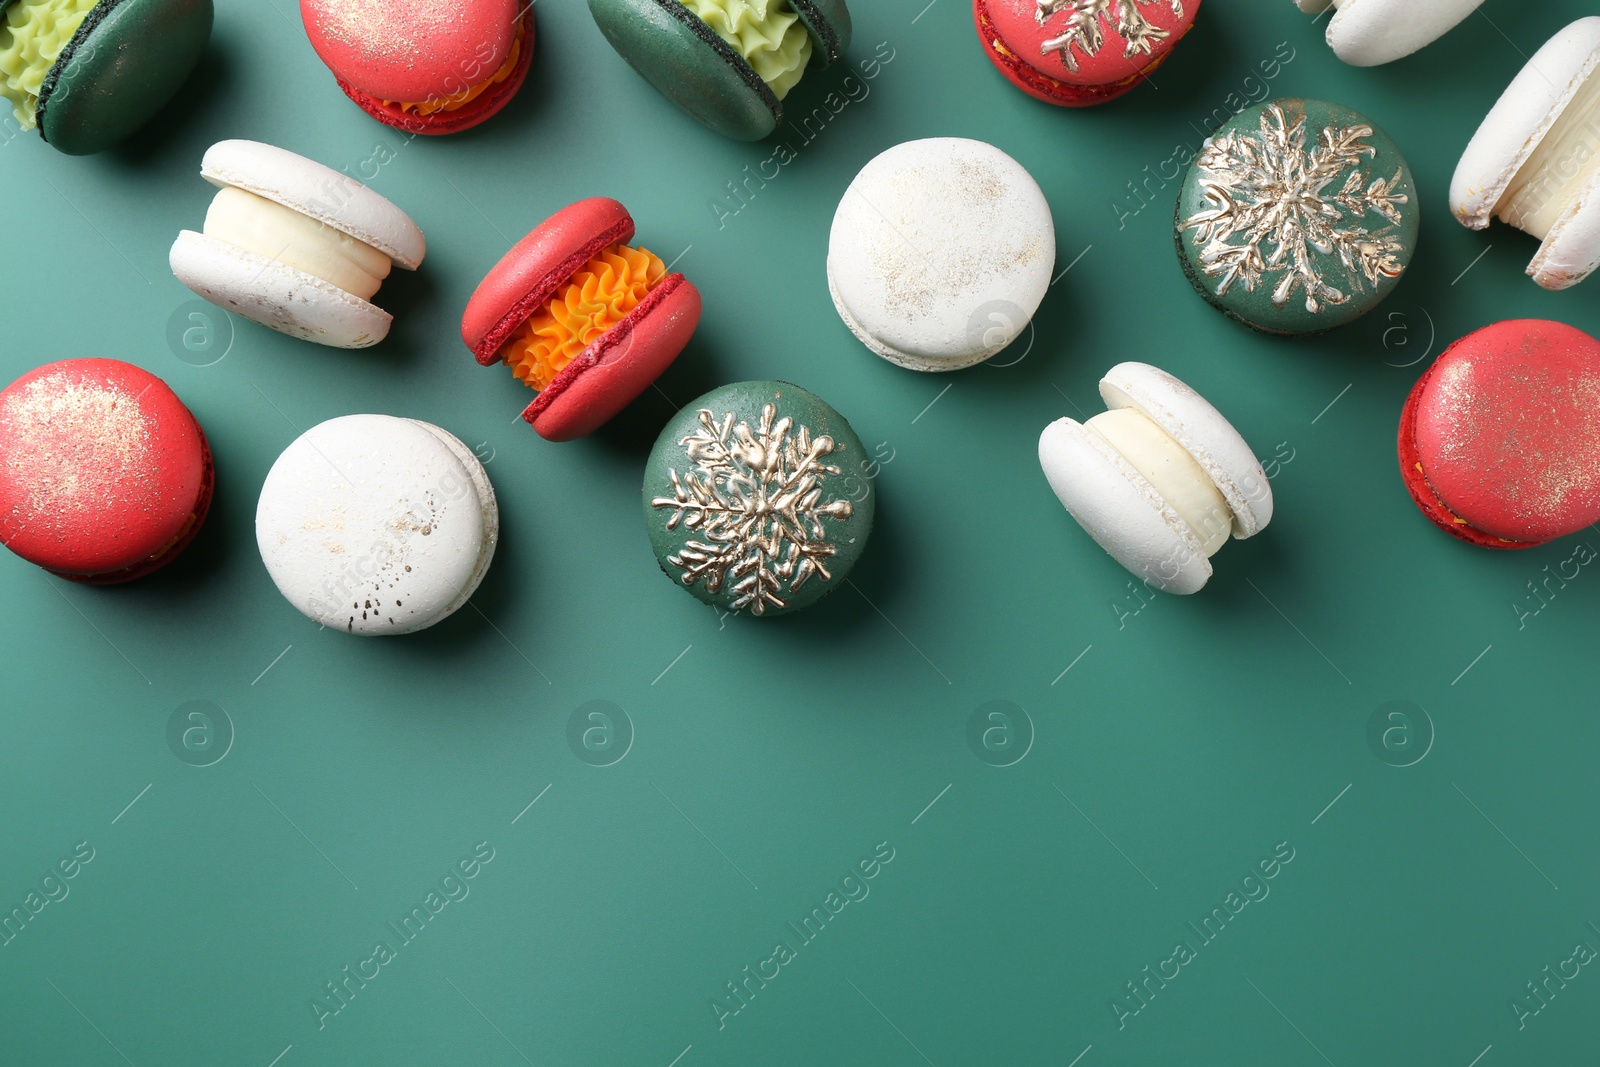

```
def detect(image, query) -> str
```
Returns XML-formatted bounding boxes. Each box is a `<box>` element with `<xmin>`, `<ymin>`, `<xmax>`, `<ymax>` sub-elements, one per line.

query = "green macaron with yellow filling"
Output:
<box><xmin>0</xmin><ymin>0</ymin><xmax>212</xmax><ymax>155</ymax></box>
<box><xmin>588</xmin><ymin>0</ymin><xmax>850</xmax><ymax>141</ymax></box>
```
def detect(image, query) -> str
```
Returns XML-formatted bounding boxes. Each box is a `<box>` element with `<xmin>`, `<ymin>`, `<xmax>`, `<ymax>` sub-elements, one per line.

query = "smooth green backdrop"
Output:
<box><xmin>2</xmin><ymin>1</ymin><xmax>1597</xmax><ymax>1065</ymax></box>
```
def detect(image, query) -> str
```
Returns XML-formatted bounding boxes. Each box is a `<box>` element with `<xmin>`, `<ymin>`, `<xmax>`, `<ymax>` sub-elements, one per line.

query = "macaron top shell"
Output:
<box><xmin>1308</xmin><ymin>0</ymin><xmax>1484</xmax><ymax>67</ymax></box>
<box><xmin>980</xmin><ymin>0</ymin><xmax>1196</xmax><ymax>88</ymax></box>
<box><xmin>1410</xmin><ymin>320</ymin><xmax>1600</xmax><ymax>544</ymax></box>
<box><xmin>0</xmin><ymin>358</ymin><xmax>207</xmax><ymax>576</ymax></box>
<box><xmin>792</xmin><ymin>0</ymin><xmax>849</xmax><ymax>64</ymax></box>
<box><xmin>828</xmin><ymin>137</ymin><xmax>1055</xmax><ymax>371</ymax></box>
<box><xmin>300</xmin><ymin>0</ymin><xmax>521</xmax><ymax>103</ymax></box>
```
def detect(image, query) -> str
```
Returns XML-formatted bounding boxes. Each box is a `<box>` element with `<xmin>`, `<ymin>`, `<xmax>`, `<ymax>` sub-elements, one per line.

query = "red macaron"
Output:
<box><xmin>1399</xmin><ymin>320</ymin><xmax>1600</xmax><ymax>549</ymax></box>
<box><xmin>0</xmin><ymin>359</ymin><xmax>214</xmax><ymax>583</ymax></box>
<box><xmin>300</xmin><ymin>0</ymin><xmax>536</xmax><ymax>135</ymax></box>
<box><xmin>974</xmin><ymin>0</ymin><xmax>1199</xmax><ymax>106</ymax></box>
<box><xmin>463</xmin><ymin>197</ymin><xmax>702</xmax><ymax>442</ymax></box>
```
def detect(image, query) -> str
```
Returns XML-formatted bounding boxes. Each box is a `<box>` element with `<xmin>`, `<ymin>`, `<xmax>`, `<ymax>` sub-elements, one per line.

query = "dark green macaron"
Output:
<box><xmin>1175</xmin><ymin>98</ymin><xmax>1418</xmax><ymax>335</ymax></box>
<box><xmin>644</xmin><ymin>381</ymin><xmax>874</xmax><ymax>617</ymax></box>
<box><xmin>0</xmin><ymin>0</ymin><xmax>212</xmax><ymax>155</ymax></box>
<box><xmin>588</xmin><ymin>0</ymin><xmax>851</xmax><ymax>141</ymax></box>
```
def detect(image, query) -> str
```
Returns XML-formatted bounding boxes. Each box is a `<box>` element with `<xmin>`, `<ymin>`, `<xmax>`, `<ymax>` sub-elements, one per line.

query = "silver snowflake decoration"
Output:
<box><xmin>1036</xmin><ymin>0</ymin><xmax>1183</xmax><ymax>73</ymax></box>
<box><xmin>650</xmin><ymin>403</ymin><xmax>854</xmax><ymax>615</ymax></box>
<box><xmin>1182</xmin><ymin>102</ymin><xmax>1409</xmax><ymax>314</ymax></box>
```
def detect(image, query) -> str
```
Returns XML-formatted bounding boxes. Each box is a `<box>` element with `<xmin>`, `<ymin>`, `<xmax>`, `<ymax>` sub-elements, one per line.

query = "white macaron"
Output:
<box><xmin>1451</xmin><ymin>18</ymin><xmax>1600</xmax><ymax>290</ymax></box>
<box><xmin>1297</xmin><ymin>0</ymin><xmax>1483</xmax><ymax>67</ymax></box>
<box><xmin>1038</xmin><ymin>363</ymin><xmax>1272</xmax><ymax>595</ymax></box>
<box><xmin>827</xmin><ymin>137</ymin><xmax>1056</xmax><ymax>372</ymax></box>
<box><xmin>171</xmin><ymin>140</ymin><xmax>427</xmax><ymax>348</ymax></box>
<box><xmin>256</xmin><ymin>415</ymin><xmax>498</xmax><ymax>635</ymax></box>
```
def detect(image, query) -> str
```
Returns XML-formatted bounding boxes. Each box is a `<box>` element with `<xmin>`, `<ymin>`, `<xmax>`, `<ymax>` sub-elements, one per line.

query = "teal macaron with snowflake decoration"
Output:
<box><xmin>1174</xmin><ymin>97</ymin><xmax>1418</xmax><ymax>335</ymax></box>
<box><xmin>643</xmin><ymin>380</ymin><xmax>874</xmax><ymax>618</ymax></box>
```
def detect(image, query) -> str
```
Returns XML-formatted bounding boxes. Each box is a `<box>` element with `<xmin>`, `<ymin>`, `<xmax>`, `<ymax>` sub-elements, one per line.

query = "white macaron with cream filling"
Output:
<box><xmin>1451</xmin><ymin>17</ymin><xmax>1600</xmax><ymax>290</ymax></box>
<box><xmin>1038</xmin><ymin>363</ymin><xmax>1272</xmax><ymax>595</ymax></box>
<box><xmin>1296</xmin><ymin>0</ymin><xmax>1483</xmax><ymax>67</ymax></box>
<box><xmin>257</xmin><ymin>415</ymin><xmax>498</xmax><ymax>635</ymax></box>
<box><xmin>171</xmin><ymin>140</ymin><xmax>426</xmax><ymax>348</ymax></box>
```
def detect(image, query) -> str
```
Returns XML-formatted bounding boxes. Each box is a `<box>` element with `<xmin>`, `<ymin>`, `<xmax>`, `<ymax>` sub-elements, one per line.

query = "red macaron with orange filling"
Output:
<box><xmin>464</xmin><ymin>197</ymin><xmax>702</xmax><ymax>442</ymax></box>
<box><xmin>300</xmin><ymin>0</ymin><xmax>535</xmax><ymax>135</ymax></box>
<box><xmin>0</xmin><ymin>359</ymin><xmax>214</xmax><ymax>583</ymax></box>
<box><xmin>1399</xmin><ymin>319</ymin><xmax>1600</xmax><ymax>549</ymax></box>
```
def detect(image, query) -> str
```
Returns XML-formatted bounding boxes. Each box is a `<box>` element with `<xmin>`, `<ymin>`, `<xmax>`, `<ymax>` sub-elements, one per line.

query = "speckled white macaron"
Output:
<box><xmin>171</xmin><ymin>140</ymin><xmax>427</xmax><ymax>348</ymax></box>
<box><xmin>256</xmin><ymin>415</ymin><xmax>498</xmax><ymax>635</ymax></box>
<box><xmin>1038</xmin><ymin>363</ymin><xmax>1271</xmax><ymax>594</ymax></box>
<box><xmin>827</xmin><ymin>137</ymin><xmax>1055</xmax><ymax>372</ymax></box>
<box><xmin>1451</xmin><ymin>17</ymin><xmax>1600</xmax><ymax>290</ymax></box>
<box><xmin>1296</xmin><ymin>0</ymin><xmax>1482</xmax><ymax>66</ymax></box>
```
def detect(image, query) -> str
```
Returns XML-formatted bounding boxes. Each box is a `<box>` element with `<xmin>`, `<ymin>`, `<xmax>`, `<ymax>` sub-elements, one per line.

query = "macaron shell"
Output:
<box><xmin>200</xmin><ymin>139</ymin><xmax>426</xmax><ymax>269</ymax></box>
<box><xmin>528</xmin><ymin>274</ymin><xmax>702</xmax><ymax>441</ymax></box>
<box><xmin>791</xmin><ymin>0</ymin><xmax>849</xmax><ymax>66</ymax></box>
<box><xmin>36</xmin><ymin>0</ymin><xmax>213</xmax><ymax>155</ymax></box>
<box><xmin>974</xmin><ymin>4</ymin><xmax>1158</xmax><ymax>109</ymax></box>
<box><xmin>587</xmin><ymin>0</ymin><xmax>778</xmax><ymax>141</ymax></box>
<box><xmin>0</xmin><ymin>359</ymin><xmax>210</xmax><ymax>577</ymax></box>
<box><xmin>1323</xmin><ymin>0</ymin><xmax>1483</xmax><ymax>66</ymax></box>
<box><xmin>170</xmin><ymin>230</ymin><xmax>393</xmax><ymax>349</ymax></box>
<box><xmin>1408</xmin><ymin>320</ymin><xmax>1600</xmax><ymax>544</ymax></box>
<box><xmin>70</xmin><ymin>429</ymin><xmax>215</xmax><ymax>583</ymax></box>
<box><xmin>1528</xmin><ymin>169</ymin><xmax>1600</xmax><ymax>289</ymax></box>
<box><xmin>300</xmin><ymin>0</ymin><xmax>520</xmax><ymax>102</ymax></box>
<box><xmin>1038</xmin><ymin>418</ymin><xmax>1212</xmax><ymax>595</ymax></box>
<box><xmin>977</xmin><ymin>0</ymin><xmax>1196</xmax><ymax>91</ymax></box>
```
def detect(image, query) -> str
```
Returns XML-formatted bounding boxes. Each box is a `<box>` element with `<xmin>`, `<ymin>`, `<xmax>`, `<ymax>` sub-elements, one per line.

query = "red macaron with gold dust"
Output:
<box><xmin>975</xmin><ymin>0</ymin><xmax>1199</xmax><ymax>106</ymax></box>
<box><xmin>300</xmin><ymin>0</ymin><xmax>535</xmax><ymax>135</ymax></box>
<box><xmin>1399</xmin><ymin>320</ymin><xmax>1600</xmax><ymax>549</ymax></box>
<box><xmin>0</xmin><ymin>359</ymin><xmax>214</xmax><ymax>583</ymax></box>
<box><xmin>463</xmin><ymin>197</ymin><xmax>702</xmax><ymax>442</ymax></box>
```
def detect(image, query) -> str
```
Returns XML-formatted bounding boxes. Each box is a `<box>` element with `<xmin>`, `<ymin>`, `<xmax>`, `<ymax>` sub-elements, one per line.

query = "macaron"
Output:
<box><xmin>1176</xmin><ymin>98</ymin><xmax>1417</xmax><ymax>335</ymax></box>
<box><xmin>0</xmin><ymin>358</ymin><xmax>213</xmax><ymax>583</ymax></box>
<box><xmin>1450</xmin><ymin>18</ymin><xmax>1600</xmax><ymax>291</ymax></box>
<box><xmin>588</xmin><ymin>0</ymin><xmax>851</xmax><ymax>141</ymax></box>
<box><xmin>1296</xmin><ymin>0</ymin><xmax>1482</xmax><ymax>66</ymax></box>
<box><xmin>1399</xmin><ymin>320</ymin><xmax>1600</xmax><ymax>549</ymax></box>
<box><xmin>170</xmin><ymin>139</ymin><xmax>426</xmax><ymax>349</ymax></box>
<box><xmin>1038</xmin><ymin>362</ymin><xmax>1271</xmax><ymax>594</ymax></box>
<box><xmin>828</xmin><ymin>137</ymin><xmax>1056</xmax><ymax>372</ymax></box>
<box><xmin>300</xmin><ymin>0</ymin><xmax>536</xmax><ymax>135</ymax></box>
<box><xmin>463</xmin><ymin>197</ymin><xmax>701</xmax><ymax>442</ymax></box>
<box><xmin>974</xmin><ymin>0</ymin><xmax>1199</xmax><ymax>106</ymax></box>
<box><xmin>0</xmin><ymin>0</ymin><xmax>213</xmax><ymax>154</ymax></box>
<box><xmin>644</xmin><ymin>380</ymin><xmax>872</xmax><ymax>616</ymax></box>
<box><xmin>256</xmin><ymin>414</ymin><xmax>498</xmax><ymax>635</ymax></box>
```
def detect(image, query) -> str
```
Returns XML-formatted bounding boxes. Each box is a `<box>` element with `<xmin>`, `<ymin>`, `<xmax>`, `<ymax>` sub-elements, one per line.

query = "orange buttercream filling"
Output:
<box><xmin>385</xmin><ymin>26</ymin><xmax>524</xmax><ymax>116</ymax></box>
<box><xmin>500</xmin><ymin>243</ymin><xmax>667</xmax><ymax>392</ymax></box>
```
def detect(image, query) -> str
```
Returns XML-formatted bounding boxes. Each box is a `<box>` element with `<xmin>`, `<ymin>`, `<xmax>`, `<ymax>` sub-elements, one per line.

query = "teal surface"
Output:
<box><xmin>3</xmin><ymin>2</ymin><xmax>1599</xmax><ymax>1065</ymax></box>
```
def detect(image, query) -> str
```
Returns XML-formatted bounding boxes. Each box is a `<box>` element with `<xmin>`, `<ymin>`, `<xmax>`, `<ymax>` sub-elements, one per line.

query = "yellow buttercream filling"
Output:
<box><xmin>384</xmin><ymin>23</ymin><xmax>525</xmax><ymax>116</ymax></box>
<box><xmin>679</xmin><ymin>0</ymin><xmax>812</xmax><ymax>99</ymax></box>
<box><xmin>500</xmin><ymin>244</ymin><xmax>666</xmax><ymax>392</ymax></box>
<box><xmin>0</xmin><ymin>0</ymin><xmax>98</xmax><ymax>128</ymax></box>
<box><xmin>203</xmin><ymin>187</ymin><xmax>392</xmax><ymax>300</ymax></box>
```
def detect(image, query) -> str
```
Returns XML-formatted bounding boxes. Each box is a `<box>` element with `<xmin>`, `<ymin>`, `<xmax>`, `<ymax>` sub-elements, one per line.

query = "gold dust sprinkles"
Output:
<box><xmin>1</xmin><ymin>372</ymin><xmax>152</xmax><ymax>528</ymax></box>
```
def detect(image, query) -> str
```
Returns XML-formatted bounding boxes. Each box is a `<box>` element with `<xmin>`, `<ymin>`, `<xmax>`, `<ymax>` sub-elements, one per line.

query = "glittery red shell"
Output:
<box><xmin>0</xmin><ymin>359</ymin><xmax>212</xmax><ymax>580</ymax></box>
<box><xmin>975</xmin><ymin>0</ymin><xmax>1198</xmax><ymax>100</ymax></box>
<box><xmin>301</xmin><ymin>0</ymin><xmax>524</xmax><ymax>104</ymax></box>
<box><xmin>1401</xmin><ymin>320</ymin><xmax>1600</xmax><ymax>546</ymax></box>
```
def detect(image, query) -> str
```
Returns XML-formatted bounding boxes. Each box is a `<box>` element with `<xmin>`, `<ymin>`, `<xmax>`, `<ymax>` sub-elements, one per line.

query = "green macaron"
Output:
<box><xmin>588</xmin><ymin>0</ymin><xmax>851</xmax><ymax>141</ymax></box>
<box><xmin>1174</xmin><ymin>98</ymin><xmax>1418</xmax><ymax>335</ymax></box>
<box><xmin>0</xmin><ymin>0</ymin><xmax>213</xmax><ymax>155</ymax></box>
<box><xmin>643</xmin><ymin>381</ymin><xmax>874</xmax><ymax>617</ymax></box>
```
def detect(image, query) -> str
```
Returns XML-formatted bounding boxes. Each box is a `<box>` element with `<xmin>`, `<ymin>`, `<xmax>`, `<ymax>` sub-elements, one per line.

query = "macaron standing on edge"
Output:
<box><xmin>829</xmin><ymin>137</ymin><xmax>1055</xmax><ymax>372</ymax></box>
<box><xmin>0</xmin><ymin>0</ymin><xmax>213</xmax><ymax>154</ymax></box>
<box><xmin>171</xmin><ymin>140</ymin><xmax>426</xmax><ymax>349</ymax></box>
<box><xmin>300</xmin><ymin>0</ymin><xmax>536</xmax><ymax>135</ymax></box>
<box><xmin>1451</xmin><ymin>17</ymin><xmax>1600</xmax><ymax>291</ymax></box>
<box><xmin>1399</xmin><ymin>320</ymin><xmax>1600</xmax><ymax>549</ymax></box>
<box><xmin>974</xmin><ymin>0</ymin><xmax>1199</xmax><ymax>107</ymax></box>
<box><xmin>1296</xmin><ymin>0</ymin><xmax>1483</xmax><ymax>66</ymax></box>
<box><xmin>257</xmin><ymin>415</ymin><xmax>499</xmax><ymax>635</ymax></box>
<box><xmin>1176</xmin><ymin>98</ymin><xmax>1417</xmax><ymax>335</ymax></box>
<box><xmin>464</xmin><ymin>197</ymin><xmax>702</xmax><ymax>442</ymax></box>
<box><xmin>1039</xmin><ymin>362</ymin><xmax>1272</xmax><ymax>595</ymax></box>
<box><xmin>588</xmin><ymin>0</ymin><xmax>852</xmax><ymax>140</ymax></box>
<box><xmin>0</xmin><ymin>359</ymin><xmax>214</xmax><ymax>583</ymax></box>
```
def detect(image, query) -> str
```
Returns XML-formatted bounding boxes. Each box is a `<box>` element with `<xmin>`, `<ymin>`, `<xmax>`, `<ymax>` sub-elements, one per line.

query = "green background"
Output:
<box><xmin>2</xmin><ymin>1</ymin><xmax>1597</xmax><ymax>1064</ymax></box>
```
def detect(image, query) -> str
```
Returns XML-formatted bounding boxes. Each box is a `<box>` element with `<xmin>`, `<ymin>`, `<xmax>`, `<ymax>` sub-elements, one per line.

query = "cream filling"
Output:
<box><xmin>1496</xmin><ymin>66</ymin><xmax>1600</xmax><ymax>239</ymax></box>
<box><xmin>203</xmin><ymin>187</ymin><xmax>392</xmax><ymax>301</ymax></box>
<box><xmin>1086</xmin><ymin>408</ymin><xmax>1233</xmax><ymax>556</ymax></box>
